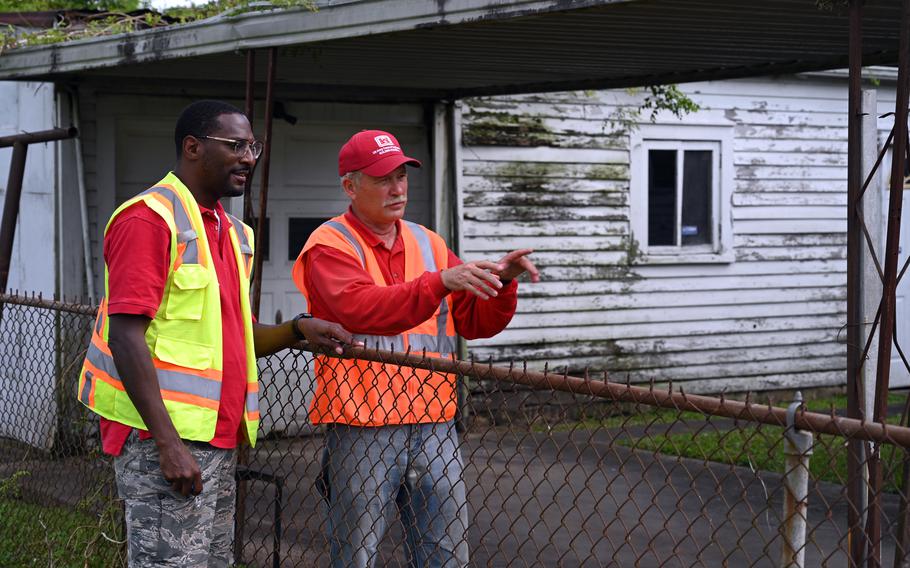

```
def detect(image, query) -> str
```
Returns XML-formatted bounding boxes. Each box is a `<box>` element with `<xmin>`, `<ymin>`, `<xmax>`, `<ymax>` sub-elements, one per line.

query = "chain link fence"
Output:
<box><xmin>2</xmin><ymin>293</ymin><xmax>910</xmax><ymax>567</ymax></box>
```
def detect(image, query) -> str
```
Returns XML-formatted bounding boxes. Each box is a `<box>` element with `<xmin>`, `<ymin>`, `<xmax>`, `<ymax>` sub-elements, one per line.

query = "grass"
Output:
<box><xmin>0</xmin><ymin>472</ymin><xmax>124</xmax><ymax>567</ymax></box>
<box><xmin>621</xmin><ymin>422</ymin><xmax>908</xmax><ymax>492</ymax></box>
<box><xmin>530</xmin><ymin>392</ymin><xmax>910</xmax><ymax>491</ymax></box>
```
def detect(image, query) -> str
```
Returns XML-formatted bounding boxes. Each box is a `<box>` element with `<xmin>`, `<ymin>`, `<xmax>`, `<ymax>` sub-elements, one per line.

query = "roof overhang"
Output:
<box><xmin>0</xmin><ymin>0</ymin><xmax>901</xmax><ymax>101</ymax></box>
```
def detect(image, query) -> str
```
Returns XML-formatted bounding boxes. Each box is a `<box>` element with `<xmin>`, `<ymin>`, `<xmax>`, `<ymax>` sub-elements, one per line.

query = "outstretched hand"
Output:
<box><xmin>298</xmin><ymin>317</ymin><xmax>362</xmax><ymax>355</ymax></box>
<box><xmin>440</xmin><ymin>260</ymin><xmax>504</xmax><ymax>300</ymax></box>
<box><xmin>495</xmin><ymin>249</ymin><xmax>540</xmax><ymax>283</ymax></box>
<box><xmin>440</xmin><ymin>249</ymin><xmax>539</xmax><ymax>300</ymax></box>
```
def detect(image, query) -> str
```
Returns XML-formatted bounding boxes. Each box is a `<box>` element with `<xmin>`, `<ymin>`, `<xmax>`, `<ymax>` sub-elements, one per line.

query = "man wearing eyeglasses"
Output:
<box><xmin>77</xmin><ymin>100</ymin><xmax>358</xmax><ymax>567</ymax></box>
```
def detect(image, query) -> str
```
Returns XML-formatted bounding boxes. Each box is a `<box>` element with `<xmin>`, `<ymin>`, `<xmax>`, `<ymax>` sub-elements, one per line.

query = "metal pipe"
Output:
<box><xmin>250</xmin><ymin>46</ymin><xmax>276</xmax><ymax>320</ymax></box>
<box><xmin>0</xmin><ymin>127</ymin><xmax>78</xmax><ymax>298</ymax></box>
<box><xmin>846</xmin><ymin>2</ymin><xmax>867</xmax><ymax>564</ymax></box>
<box><xmin>243</xmin><ymin>49</ymin><xmax>256</xmax><ymax>226</ymax></box>
<box><xmin>54</xmin><ymin>92</ymin><xmax>64</xmax><ymax>303</ymax></box>
<box><xmin>273</xmin><ymin>478</ymin><xmax>282</xmax><ymax>568</ymax></box>
<box><xmin>0</xmin><ymin>292</ymin><xmax>95</xmax><ymax>315</ymax></box>
<box><xmin>0</xmin><ymin>142</ymin><xmax>29</xmax><ymax>297</ymax></box>
<box><xmin>234</xmin><ymin>47</ymin><xmax>267</xmax><ymax>565</ymax></box>
<box><xmin>860</xmin><ymin>88</ymin><xmax>880</xmax><ymax>568</ymax></box>
<box><xmin>872</xmin><ymin>0</ymin><xmax>910</xmax><ymax>563</ymax></box>
<box><xmin>308</xmin><ymin>345</ymin><xmax>910</xmax><ymax>448</ymax></box>
<box><xmin>235</xmin><ymin>465</ymin><xmax>283</xmax><ymax>568</ymax></box>
<box><xmin>0</xmin><ymin>126</ymin><xmax>77</xmax><ymax>148</ymax></box>
<box><xmin>874</xmin><ymin>0</ymin><xmax>910</xmax><ymax>440</ymax></box>
<box><xmin>780</xmin><ymin>392</ymin><xmax>812</xmax><ymax>568</ymax></box>
<box><xmin>68</xmin><ymin>91</ymin><xmax>95</xmax><ymax>304</ymax></box>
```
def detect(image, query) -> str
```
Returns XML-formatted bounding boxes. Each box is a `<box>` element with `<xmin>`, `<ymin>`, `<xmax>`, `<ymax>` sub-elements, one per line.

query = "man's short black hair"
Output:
<box><xmin>174</xmin><ymin>100</ymin><xmax>245</xmax><ymax>158</ymax></box>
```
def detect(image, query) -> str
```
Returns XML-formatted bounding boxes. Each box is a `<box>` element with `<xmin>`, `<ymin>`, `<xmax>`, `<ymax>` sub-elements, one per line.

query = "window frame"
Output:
<box><xmin>630</xmin><ymin>124</ymin><xmax>734</xmax><ymax>264</ymax></box>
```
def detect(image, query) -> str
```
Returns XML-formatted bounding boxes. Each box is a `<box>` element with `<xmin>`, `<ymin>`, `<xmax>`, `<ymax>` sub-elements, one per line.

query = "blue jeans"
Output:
<box><xmin>320</xmin><ymin>421</ymin><xmax>469</xmax><ymax>568</ymax></box>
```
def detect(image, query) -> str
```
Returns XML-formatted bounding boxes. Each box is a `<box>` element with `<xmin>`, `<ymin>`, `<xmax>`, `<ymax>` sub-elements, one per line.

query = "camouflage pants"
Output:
<box><xmin>114</xmin><ymin>434</ymin><xmax>237</xmax><ymax>568</ymax></box>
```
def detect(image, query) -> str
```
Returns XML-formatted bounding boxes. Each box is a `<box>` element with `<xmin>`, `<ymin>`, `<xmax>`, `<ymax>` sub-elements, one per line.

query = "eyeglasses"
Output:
<box><xmin>199</xmin><ymin>135</ymin><xmax>264</xmax><ymax>159</ymax></box>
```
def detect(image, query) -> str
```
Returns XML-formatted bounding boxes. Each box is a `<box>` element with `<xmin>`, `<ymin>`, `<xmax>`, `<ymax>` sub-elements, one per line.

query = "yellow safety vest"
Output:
<box><xmin>77</xmin><ymin>172</ymin><xmax>260</xmax><ymax>446</ymax></box>
<box><xmin>292</xmin><ymin>214</ymin><xmax>459</xmax><ymax>426</ymax></box>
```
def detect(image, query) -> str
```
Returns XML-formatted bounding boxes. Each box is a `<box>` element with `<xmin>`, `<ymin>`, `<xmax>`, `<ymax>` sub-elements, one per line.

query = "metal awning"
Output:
<box><xmin>0</xmin><ymin>0</ymin><xmax>901</xmax><ymax>100</ymax></box>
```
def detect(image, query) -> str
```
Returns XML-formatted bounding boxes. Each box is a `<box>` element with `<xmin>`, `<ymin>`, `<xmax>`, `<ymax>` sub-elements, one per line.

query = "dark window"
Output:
<box><xmin>681</xmin><ymin>150</ymin><xmax>712</xmax><ymax>246</ymax></box>
<box><xmin>648</xmin><ymin>150</ymin><xmax>676</xmax><ymax>246</ymax></box>
<box><xmin>288</xmin><ymin>217</ymin><xmax>329</xmax><ymax>261</ymax></box>
<box><xmin>249</xmin><ymin>217</ymin><xmax>269</xmax><ymax>261</ymax></box>
<box><xmin>647</xmin><ymin>148</ymin><xmax>714</xmax><ymax>248</ymax></box>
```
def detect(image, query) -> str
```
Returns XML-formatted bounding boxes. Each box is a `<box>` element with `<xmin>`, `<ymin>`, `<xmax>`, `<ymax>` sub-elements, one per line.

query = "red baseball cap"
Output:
<box><xmin>338</xmin><ymin>130</ymin><xmax>422</xmax><ymax>177</ymax></box>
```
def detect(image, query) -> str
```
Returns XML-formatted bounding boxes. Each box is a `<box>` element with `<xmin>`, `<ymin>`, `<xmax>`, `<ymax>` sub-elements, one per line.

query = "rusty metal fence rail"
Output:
<box><xmin>2</xmin><ymin>294</ymin><xmax>910</xmax><ymax>567</ymax></box>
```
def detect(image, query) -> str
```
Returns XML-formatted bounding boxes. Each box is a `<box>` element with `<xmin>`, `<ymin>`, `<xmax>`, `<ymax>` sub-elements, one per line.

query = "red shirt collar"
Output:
<box><xmin>198</xmin><ymin>201</ymin><xmax>225</xmax><ymax>221</ymax></box>
<box><xmin>344</xmin><ymin>206</ymin><xmax>401</xmax><ymax>249</ymax></box>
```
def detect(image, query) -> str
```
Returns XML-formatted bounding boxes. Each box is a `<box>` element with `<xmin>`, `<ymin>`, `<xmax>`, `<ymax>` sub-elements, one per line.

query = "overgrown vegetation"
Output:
<box><xmin>603</xmin><ymin>85</ymin><xmax>701</xmax><ymax>136</ymax></box>
<box><xmin>639</xmin><ymin>84</ymin><xmax>700</xmax><ymax>121</ymax></box>
<box><xmin>0</xmin><ymin>0</ymin><xmax>139</xmax><ymax>9</ymax></box>
<box><xmin>0</xmin><ymin>0</ymin><xmax>316</xmax><ymax>54</ymax></box>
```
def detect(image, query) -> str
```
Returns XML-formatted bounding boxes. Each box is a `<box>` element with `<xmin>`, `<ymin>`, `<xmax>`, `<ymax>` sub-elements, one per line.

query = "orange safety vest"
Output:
<box><xmin>292</xmin><ymin>215</ymin><xmax>459</xmax><ymax>426</ymax></box>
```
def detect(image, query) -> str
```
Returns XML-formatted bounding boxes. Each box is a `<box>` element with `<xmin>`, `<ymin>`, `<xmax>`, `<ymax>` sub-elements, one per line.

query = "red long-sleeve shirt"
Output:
<box><xmin>300</xmin><ymin>209</ymin><xmax>517</xmax><ymax>339</ymax></box>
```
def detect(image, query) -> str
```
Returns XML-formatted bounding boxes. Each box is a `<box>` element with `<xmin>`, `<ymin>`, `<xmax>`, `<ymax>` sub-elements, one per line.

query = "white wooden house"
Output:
<box><xmin>1</xmin><ymin>0</ymin><xmax>906</xmax><ymax>447</ymax></box>
<box><xmin>0</xmin><ymin>70</ymin><xmax>900</xmax><ymax>408</ymax></box>
<box><xmin>459</xmin><ymin>70</ymin><xmax>903</xmax><ymax>394</ymax></box>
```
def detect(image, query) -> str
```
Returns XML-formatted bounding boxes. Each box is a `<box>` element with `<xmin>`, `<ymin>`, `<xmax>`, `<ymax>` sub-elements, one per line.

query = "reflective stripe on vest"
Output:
<box><xmin>404</xmin><ymin>221</ymin><xmax>454</xmax><ymax>356</ymax></box>
<box><xmin>85</xmin><ymin>341</ymin><xmax>222</xmax><ymax>404</ymax></box>
<box><xmin>141</xmin><ymin>185</ymin><xmax>201</xmax><ymax>265</ymax></box>
<box><xmin>226</xmin><ymin>214</ymin><xmax>254</xmax><ymax>282</ymax></box>
<box><xmin>324</xmin><ymin>220</ymin><xmax>366</xmax><ymax>267</ymax></box>
<box><xmin>79</xmin><ymin>370</ymin><xmax>93</xmax><ymax>406</ymax></box>
<box><xmin>246</xmin><ymin>391</ymin><xmax>259</xmax><ymax>415</ymax></box>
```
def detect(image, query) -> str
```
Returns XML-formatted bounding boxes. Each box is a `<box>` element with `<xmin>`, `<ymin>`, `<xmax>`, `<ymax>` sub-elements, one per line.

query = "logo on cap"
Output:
<box><xmin>374</xmin><ymin>135</ymin><xmax>394</xmax><ymax>148</ymax></box>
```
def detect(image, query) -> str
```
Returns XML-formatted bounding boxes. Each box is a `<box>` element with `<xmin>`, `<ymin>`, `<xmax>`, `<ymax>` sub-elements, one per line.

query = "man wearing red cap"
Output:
<box><xmin>292</xmin><ymin>129</ymin><xmax>539</xmax><ymax>567</ymax></box>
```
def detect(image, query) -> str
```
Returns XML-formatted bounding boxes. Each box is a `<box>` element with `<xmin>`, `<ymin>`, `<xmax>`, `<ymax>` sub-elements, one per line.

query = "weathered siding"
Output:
<box><xmin>0</xmin><ymin>81</ymin><xmax>60</xmax><ymax>448</ymax></box>
<box><xmin>461</xmin><ymin>76</ymin><xmax>895</xmax><ymax>393</ymax></box>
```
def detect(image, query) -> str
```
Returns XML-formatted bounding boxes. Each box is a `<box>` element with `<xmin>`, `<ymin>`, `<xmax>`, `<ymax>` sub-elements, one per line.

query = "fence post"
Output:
<box><xmin>780</xmin><ymin>392</ymin><xmax>813</xmax><ymax>568</ymax></box>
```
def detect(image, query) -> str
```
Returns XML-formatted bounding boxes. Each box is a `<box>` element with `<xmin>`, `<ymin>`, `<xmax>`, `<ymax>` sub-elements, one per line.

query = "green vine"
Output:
<box><xmin>605</xmin><ymin>85</ymin><xmax>701</xmax><ymax>136</ymax></box>
<box><xmin>640</xmin><ymin>84</ymin><xmax>700</xmax><ymax>122</ymax></box>
<box><xmin>1</xmin><ymin>0</ymin><xmax>316</xmax><ymax>55</ymax></box>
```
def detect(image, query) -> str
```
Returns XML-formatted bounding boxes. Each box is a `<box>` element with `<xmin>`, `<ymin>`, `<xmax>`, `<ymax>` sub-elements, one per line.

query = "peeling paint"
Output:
<box><xmin>587</xmin><ymin>164</ymin><xmax>629</xmax><ymax>181</ymax></box>
<box><xmin>492</xmin><ymin>161</ymin><xmax>567</xmax><ymax>179</ymax></box>
<box><xmin>463</xmin><ymin>190</ymin><xmax>625</xmax><ymax>207</ymax></box>
<box><xmin>463</xmin><ymin>111</ymin><xmax>558</xmax><ymax>147</ymax></box>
